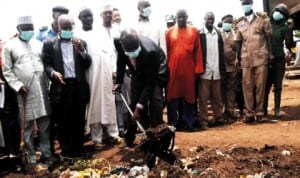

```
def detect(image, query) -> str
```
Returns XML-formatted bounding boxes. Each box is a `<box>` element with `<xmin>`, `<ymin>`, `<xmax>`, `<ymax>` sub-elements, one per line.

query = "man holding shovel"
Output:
<box><xmin>2</xmin><ymin>16</ymin><xmax>52</xmax><ymax>168</ymax></box>
<box><xmin>113</xmin><ymin>28</ymin><xmax>162</xmax><ymax>147</ymax></box>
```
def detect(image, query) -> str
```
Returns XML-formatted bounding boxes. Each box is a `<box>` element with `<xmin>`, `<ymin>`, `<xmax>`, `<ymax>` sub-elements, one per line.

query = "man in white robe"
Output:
<box><xmin>77</xmin><ymin>6</ymin><xmax>119</xmax><ymax>149</ymax></box>
<box><xmin>2</xmin><ymin>16</ymin><xmax>52</xmax><ymax>165</ymax></box>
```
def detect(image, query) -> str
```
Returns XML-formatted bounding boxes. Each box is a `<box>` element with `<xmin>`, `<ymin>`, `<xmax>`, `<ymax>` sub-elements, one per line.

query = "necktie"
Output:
<box><xmin>129</xmin><ymin>58</ymin><xmax>136</xmax><ymax>69</ymax></box>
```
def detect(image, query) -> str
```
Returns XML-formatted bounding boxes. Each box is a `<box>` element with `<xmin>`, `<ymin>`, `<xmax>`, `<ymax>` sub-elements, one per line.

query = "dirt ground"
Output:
<box><xmin>3</xmin><ymin>79</ymin><xmax>300</xmax><ymax>177</ymax></box>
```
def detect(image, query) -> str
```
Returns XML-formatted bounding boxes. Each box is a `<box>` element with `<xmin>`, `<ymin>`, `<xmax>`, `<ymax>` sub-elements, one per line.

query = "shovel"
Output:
<box><xmin>20</xmin><ymin>94</ymin><xmax>28</xmax><ymax>165</ymax></box>
<box><xmin>117</xmin><ymin>93</ymin><xmax>146</xmax><ymax>136</ymax></box>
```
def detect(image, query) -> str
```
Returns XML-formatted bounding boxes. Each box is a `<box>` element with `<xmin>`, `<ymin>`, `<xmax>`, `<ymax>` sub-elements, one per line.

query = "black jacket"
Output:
<box><xmin>199</xmin><ymin>27</ymin><xmax>226</xmax><ymax>77</ymax></box>
<box><xmin>41</xmin><ymin>37</ymin><xmax>91</xmax><ymax>104</ymax></box>
<box><xmin>114</xmin><ymin>35</ymin><xmax>161</xmax><ymax>106</ymax></box>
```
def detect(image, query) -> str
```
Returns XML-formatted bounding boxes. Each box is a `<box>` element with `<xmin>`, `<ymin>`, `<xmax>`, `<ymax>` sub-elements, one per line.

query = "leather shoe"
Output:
<box><xmin>184</xmin><ymin>125</ymin><xmax>197</xmax><ymax>132</ymax></box>
<box><xmin>243</xmin><ymin>116</ymin><xmax>255</xmax><ymax>123</ymax></box>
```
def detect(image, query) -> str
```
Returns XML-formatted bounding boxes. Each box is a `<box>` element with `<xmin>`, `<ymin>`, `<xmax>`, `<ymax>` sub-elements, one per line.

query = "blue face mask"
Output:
<box><xmin>125</xmin><ymin>46</ymin><xmax>141</xmax><ymax>59</ymax></box>
<box><xmin>223</xmin><ymin>23</ymin><xmax>232</xmax><ymax>32</ymax></box>
<box><xmin>272</xmin><ymin>11</ymin><xmax>284</xmax><ymax>21</ymax></box>
<box><xmin>142</xmin><ymin>7</ymin><xmax>152</xmax><ymax>17</ymax></box>
<box><xmin>20</xmin><ymin>30</ymin><xmax>34</xmax><ymax>41</ymax></box>
<box><xmin>242</xmin><ymin>4</ymin><xmax>253</xmax><ymax>14</ymax></box>
<box><xmin>60</xmin><ymin>30</ymin><xmax>74</xmax><ymax>39</ymax></box>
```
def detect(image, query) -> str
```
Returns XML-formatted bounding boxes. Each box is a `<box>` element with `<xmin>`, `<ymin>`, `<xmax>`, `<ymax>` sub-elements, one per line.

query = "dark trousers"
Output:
<box><xmin>124</xmin><ymin>76</ymin><xmax>150</xmax><ymax>146</ymax></box>
<box><xmin>264</xmin><ymin>58</ymin><xmax>285</xmax><ymax>114</ymax></box>
<box><xmin>148</xmin><ymin>85</ymin><xmax>164</xmax><ymax>127</ymax></box>
<box><xmin>0</xmin><ymin>114</ymin><xmax>20</xmax><ymax>155</ymax></box>
<box><xmin>235</xmin><ymin>70</ymin><xmax>244</xmax><ymax>113</ymax></box>
<box><xmin>167</xmin><ymin>98</ymin><xmax>194</xmax><ymax>127</ymax></box>
<box><xmin>53</xmin><ymin>79</ymin><xmax>86</xmax><ymax>156</ymax></box>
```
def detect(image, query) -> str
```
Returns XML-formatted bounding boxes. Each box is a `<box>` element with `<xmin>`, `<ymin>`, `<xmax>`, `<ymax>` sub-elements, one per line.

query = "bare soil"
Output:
<box><xmin>3</xmin><ymin>79</ymin><xmax>300</xmax><ymax>177</ymax></box>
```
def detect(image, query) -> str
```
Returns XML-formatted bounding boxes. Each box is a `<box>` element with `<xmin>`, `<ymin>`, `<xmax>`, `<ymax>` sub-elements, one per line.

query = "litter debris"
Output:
<box><xmin>281</xmin><ymin>150</ymin><xmax>291</xmax><ymax>156</ymax></box>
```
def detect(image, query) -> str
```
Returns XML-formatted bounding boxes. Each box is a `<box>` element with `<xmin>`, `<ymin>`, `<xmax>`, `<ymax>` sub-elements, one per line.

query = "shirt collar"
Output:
<box><xmin>204</xmin><ymin>26</ymin><xmax>217</xmax><ymax>35</ymax></box>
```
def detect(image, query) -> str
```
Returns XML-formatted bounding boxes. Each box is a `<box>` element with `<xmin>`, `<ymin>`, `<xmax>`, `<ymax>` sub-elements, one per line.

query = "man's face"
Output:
<box><xmin>79</xmin><ymin>9</ymin><xmax>93</xmax><ymax>29</ymax></box>
<box><xmin>112</xmin><ymin>10</ymin><xmax>121</xmax><ymax>24</ymax></box>
<box><xmin>223</xmin><ymin>17</ymin><xmax>233</xmax><ymax>24</ymax></box>
<box><xmin>18</xmin><ymin>24</ymin><xmax>34</xmax><ymax>32</ymax></box>
<box><xmin>205</xmin><ymin>15</ymin><xmax>215</xmax><ymax>29</ymax></box>
<box><xmin>101</xmin><ymin>10</ymin><xmax>113</xmax><ymax>25</ymax></box>
<box><xmin>176</xmin><ymin>11</ymin><xmax>188</xmax><ymax>28</ymax></box>
<box><xmin>121</xmin><ymin>40</ymin><xmax>139</xmax><ymax>53</ymax></box>
<box><xmin>138</xmin><ymin>1</ymin><xmax>150</xmax><ymax>12</ymax></box>
<box><xmin>59</xmin><ymin>19</ymin><xmax>74</xmax><ymax>31</ymax></box>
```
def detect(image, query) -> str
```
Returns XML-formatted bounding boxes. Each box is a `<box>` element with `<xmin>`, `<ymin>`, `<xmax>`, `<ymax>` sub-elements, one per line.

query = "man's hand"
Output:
<box><xmin>112</xmin><ymin>84</ymin><xmax>121</xmax><ymax>94</ymax></box>
<box><xmin>72</xmin><ymin>37</ymin><xmax>85</xmax><ymax>53</ymax></box>
<box><xmin>19</xmin><ymin>86</ymin><xmax>29</xmax><ymax>97</ymax></box>
<box><xmin>132</xmin><ymin>107</ymin><xmax>141</xmax><ymax>121</ymax></box>
<box><xmin>53</xmin><ymin>71</ymin><xmax>65</xmax><ymax>85</ymax></box>
<box><xmin>0</xmin><ymin>78</ymin><xmax>5</xmax><ymax>85</ymax></box>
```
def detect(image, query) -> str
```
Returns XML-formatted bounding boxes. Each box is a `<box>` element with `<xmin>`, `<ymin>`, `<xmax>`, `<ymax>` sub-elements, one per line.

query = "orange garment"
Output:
<box><xmin>0</xmin><ymin>42</ymin><xmax>3</xmax><ymax>66</ymax></box>
<box><xmin>166</xmin><ymin>24</ymin><xmax>203</xmax><ymax>103</ymax></box>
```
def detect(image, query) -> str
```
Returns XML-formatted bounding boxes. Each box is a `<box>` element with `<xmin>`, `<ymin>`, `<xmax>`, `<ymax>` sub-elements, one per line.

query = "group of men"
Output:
<box><xmin>0</xmin><ymin>0</ymin><xmax>294</xmax><ymax>170</ymax></box>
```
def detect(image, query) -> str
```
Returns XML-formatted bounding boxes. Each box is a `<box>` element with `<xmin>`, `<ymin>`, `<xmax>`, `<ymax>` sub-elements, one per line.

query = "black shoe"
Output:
<box><xmin>184</xmin><ymin>125</ymin><xmax>197</xmax><ymax>132</ymax></box>
<box><xmin>243</xmin><ymin>116</ymin><xmax>255</xmax><ymax>123</ymax></box>
<box><xmin>119</xmin><ymin>131</ymin><xmax>125</xmax><ymax>138</ymax></box>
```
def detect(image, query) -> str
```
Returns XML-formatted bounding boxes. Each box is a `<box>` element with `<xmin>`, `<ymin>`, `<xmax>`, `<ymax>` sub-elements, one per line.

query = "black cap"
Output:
<box><xmin>221</xmin><ymin>14</ymin><xmax>233</xmax><ymax>21</ymax></box>
<box><xmin>274</xmin><ymin>3</ymin><xmax>289</xmax><ymax>17</ymax></box>
<box><xmin>52</xmin><ymin>6</ymin><xmax>69</xmax><ymax>14</ymax></box>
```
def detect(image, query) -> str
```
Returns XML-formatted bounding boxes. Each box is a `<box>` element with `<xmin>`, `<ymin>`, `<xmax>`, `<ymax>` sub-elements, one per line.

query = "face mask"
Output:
<box><xmin>20</xmin><ymin>30</ymin><xmax>34</xmax><ymax>41</ymax></box>
<box><xmin>272</xmin><ymin>11</ymin><xmax>284</xmax><ymax>21</ymax></box>
<box><xmin>142</xmin><ymin>7</ymin><xmax>152</xmax><ymax>17</ymax></box>
<box><xmin>242</xmin><ymin>4</ymin><xmax>252</xmax><ymax>14</ymax></box>
<box><xmin>125</xmin><ymin>46</ymin><xmax>141</xmax><ymax>58</ymax></box>
<box><xmin>223</xmin><ymin>23</ymin><xmax>232</xmax><ymax>31</ymax></box>
<box><xmin>60</xmin><ymin>30</ymin><xmax>74</xmax><ymax>39</ymax></box>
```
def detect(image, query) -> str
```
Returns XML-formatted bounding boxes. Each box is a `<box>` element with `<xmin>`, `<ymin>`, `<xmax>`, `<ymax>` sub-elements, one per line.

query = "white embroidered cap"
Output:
<box><xmin>17</xmin><ymin>16</ymin><xmax>33</xmax><ymax>25</ymax></box>
<box><xmin>101</xmin><ymin>3</ymin><xmax>113</xmax><ymax>12</ymax></box>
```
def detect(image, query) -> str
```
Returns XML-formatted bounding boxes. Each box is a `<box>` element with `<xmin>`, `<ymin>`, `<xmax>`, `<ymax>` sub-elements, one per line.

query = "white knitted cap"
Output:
<box><xmin>17</xmin><ymin>16</ymin><xmax>33</xmax><ymax>25</ymax></box>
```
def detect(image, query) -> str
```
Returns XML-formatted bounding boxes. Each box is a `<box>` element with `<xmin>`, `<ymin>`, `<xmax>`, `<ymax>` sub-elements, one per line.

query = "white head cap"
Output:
<box><xmin>17</xmin><ymin>16</ymin><xmax>33</xmax><ymax>25</ymax></box>
<box><xmin>101</xmin><ymin>3</ymin><xmax>113</xmax><ymax>13</ymax></box>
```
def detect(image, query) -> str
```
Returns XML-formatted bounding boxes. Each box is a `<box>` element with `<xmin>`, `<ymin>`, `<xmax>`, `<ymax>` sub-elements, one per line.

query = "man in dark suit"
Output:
<box><xmin>113</xmin><ymin>28</ymin><xmax>161</xmax><ymax>147</ymax></box>
<box><xmin>42</xmin><ymin>14</ymin><xmax>91</xmax><ymax>158</ymax></box>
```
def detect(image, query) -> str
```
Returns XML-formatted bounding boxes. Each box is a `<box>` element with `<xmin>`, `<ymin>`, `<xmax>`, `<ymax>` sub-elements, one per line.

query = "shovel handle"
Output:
<box><xmin>20</xmin><ymin>95</ymin><xmax>26</xmax><ymax>151</ymax></box>
<box><xmin>117</xmin><ymin>92</ymin><xmax>146</xmax><ymax>135</ymax></box>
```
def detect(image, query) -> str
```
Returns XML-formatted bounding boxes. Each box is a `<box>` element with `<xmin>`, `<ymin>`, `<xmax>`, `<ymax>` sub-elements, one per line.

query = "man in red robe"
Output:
<box><xmin>166</xmin><ymin>9</ymin><xmax>203</xmax><ymax>131</ymax></box>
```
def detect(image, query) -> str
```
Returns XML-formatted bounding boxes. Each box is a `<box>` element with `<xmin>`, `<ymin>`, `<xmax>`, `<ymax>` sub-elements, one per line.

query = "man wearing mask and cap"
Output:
<box><xmin>220</xmin><ymin>14</ymin><xmax>240</xmax><ymax>122</ymax></box>
<box><xmin>113</xmin><ymin>28</ymin><xmax>162</xmax><ymax>147</ymax></box>
<box><xmin>2</xmin><ymin>16</ymin><xmax>52</xmax><ymax>166</ymax></box>
<box><xmin>264</xmin><ymin>3</ymin><xmax>293</xmax><ymax>118</ymax></box>
<box><xmin>235</xmin><ymin>0</ymin><xmax>273</xmax><ymax>123</ymax></box>
<box><xmin>42</xmin><ymin>14</ymin><xmax>91</xmax><ymax>158</ymax></box>
<box><xmin>37</xmin><ymin>5</ymin><xmax>69</xmax><ymax>42</ymax></box>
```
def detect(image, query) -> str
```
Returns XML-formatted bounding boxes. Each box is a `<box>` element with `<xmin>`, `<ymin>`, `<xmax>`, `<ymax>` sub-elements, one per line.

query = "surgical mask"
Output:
<box><xmin>60</xmin><ymin>30</ymin><xmax>74</xmax><ymax>39</ymax></box>
<box><xmin>272</xmin><ymin>11</ymin><xmax>284</xmax><ymax>21</ymax></box>
<box><xmin>125</xmin><ymin>46</ymin><xmax>141</xmax><ymax>59</ymax></box>
<box><xmin>223</xmin><ymin>23</ymin><xmax>232</xmax><ymax>32</ymax></box>
<box><xmin>20</xmin><ymin>30</ymin><xmax>34</xmax><ymax>41</ymax></box>
<box><xmin>142</xmin><ymin>7</ymin><xmax>152</xmax><ymax>17</ymax></box>
<box><xmin>242</xmin><ymin>4</ymin><xmax>253</xmax><ymax>14</ymax></box>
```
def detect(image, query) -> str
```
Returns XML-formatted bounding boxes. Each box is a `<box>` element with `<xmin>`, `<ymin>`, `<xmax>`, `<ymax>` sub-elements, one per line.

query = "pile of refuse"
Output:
<box><xmin>53</xmin><ymin>158</ymin><xmax>150</xmax><ymax>178</ymax></box>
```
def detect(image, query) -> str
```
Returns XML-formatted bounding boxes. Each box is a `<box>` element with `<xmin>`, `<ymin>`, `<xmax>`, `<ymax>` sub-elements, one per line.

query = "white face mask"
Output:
<box><xmin>142</xmin><ymin>7</ymin><xmax>152</xmax><ymax>17</ymax></box>
<box><xmin>20</xmin><ymin>30</ymin><xmax>34</xmax><ymax>41</ymax></box>
<box><xmin>124</xmin><ymin>46</ymin><xmax>141</xmax><ymax>58</ymax></box>
<box><xmin>242</xmin><ymin>4</ymin><xmax>253</xmax><ymax>14</ymax></box>
<box><xmin>272</xmin><ymin>11</ymin><xmax>284</xmax><ymax>21</ymax></box>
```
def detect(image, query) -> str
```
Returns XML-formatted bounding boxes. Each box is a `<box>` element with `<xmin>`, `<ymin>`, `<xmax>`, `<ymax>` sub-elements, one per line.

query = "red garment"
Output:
<box><xmin>166</xmin><ymin>24</ymin><xmax>203</xmax><ymax>103</ymax></box>
<box><xmin>0</xmin><ymin>42</ymin><xmax>3</xmax><ymax>66</ymax></box>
